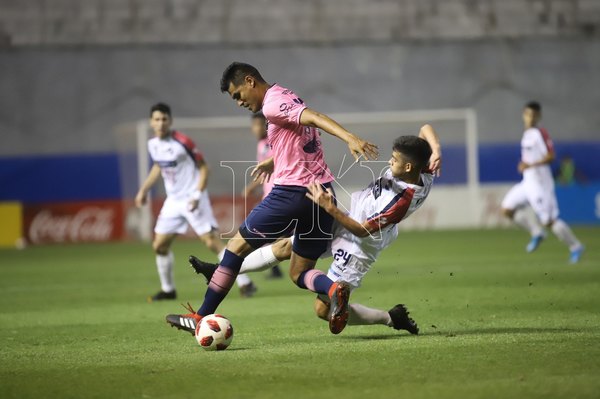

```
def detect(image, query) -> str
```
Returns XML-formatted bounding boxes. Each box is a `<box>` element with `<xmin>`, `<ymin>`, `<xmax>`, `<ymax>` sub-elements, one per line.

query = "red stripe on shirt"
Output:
<box><xmin>172</xmin><ymin>131</ymin><xmax>204</xmax><ymax>162</ymax></box>
<box><xmin>538</xmin><ymin>127</ymin><xmax>554</xmax><ymax>153</ymax></box>
<box><xmin>366</xmin><ymin>188</ymin><xmax>415</xmax><ymax>230</ymax></box>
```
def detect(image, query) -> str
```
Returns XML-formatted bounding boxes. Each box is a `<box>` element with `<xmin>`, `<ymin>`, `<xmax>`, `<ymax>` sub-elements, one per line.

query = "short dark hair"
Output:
<box><xmin>251</xmin><ymin>112</ymin><xmax>266</xmax><ymax>120</ymax></box>
<box><xmin>393</xmin><ymin>136</ymin><xmax>432</xmax><ymax>171</ymax></box>
<box><xmin>525</xmin><ymin>101</ymin><xmax>541</xmax><ymax>113</ymax></box>
<box><xmin>150</xmin><ymin>103</ymin><xmax>171</xmax><ymax>117</ymax></box>
<box><xmin>220</xmin><ymin>62</ymin><xmax>265</xmax><ymax>93</ymax></box>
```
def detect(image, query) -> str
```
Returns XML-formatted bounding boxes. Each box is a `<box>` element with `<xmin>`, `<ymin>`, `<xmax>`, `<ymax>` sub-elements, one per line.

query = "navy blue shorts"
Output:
<box><xmin>239</xmin><ymin>183</ymin><xmax>335</xmax><ymax>260</ymax></box>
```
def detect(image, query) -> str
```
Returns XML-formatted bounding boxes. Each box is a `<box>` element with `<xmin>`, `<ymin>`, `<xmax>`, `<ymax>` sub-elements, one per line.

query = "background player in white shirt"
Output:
<box><xmin>135</xmin><ymin>103</ymin><xmax>256</xmax><ymax>302</ymax></box>
<box><xmin>501</xmin><ymin>101</ymin><xmax>584</xmax><ymax>263</ymax></box>
<box><xmin>190</xmin><ymin>125</ymin><xmax>441</xmax><ymax>333</ymax></box>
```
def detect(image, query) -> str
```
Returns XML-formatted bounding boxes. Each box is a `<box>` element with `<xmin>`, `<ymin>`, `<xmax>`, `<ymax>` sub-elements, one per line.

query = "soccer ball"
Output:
<box><xmin>194</xmin><ymin>314</ymin><xmax>234</xmax><ymax>351</ymax></box>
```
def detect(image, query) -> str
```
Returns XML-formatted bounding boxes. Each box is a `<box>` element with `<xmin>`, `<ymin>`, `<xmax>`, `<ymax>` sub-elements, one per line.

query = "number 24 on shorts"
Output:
<box><xmin>333</xmin><ymin>249</ymin><xmax>352</xmax><ymax>266</ymax></box>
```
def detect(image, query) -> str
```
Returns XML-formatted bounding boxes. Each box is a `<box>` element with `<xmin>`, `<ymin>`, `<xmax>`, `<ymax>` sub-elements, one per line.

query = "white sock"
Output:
<box><xmin>239</xmin><ymin>245</ymin><xmax>280</xmax><ymax>274</ymax></box>
<box><xmin>348</xmin><ymin>303</ymin><xmax>392</xmax><ymax>326</ymax></box>
<box><xmin>551</xmin><ymin>219</ymin><xmax>582</xmax><ymax>251</ymax></box>
<box><xmin>513</xmin><ymin>209</ymin><xmax>544</xmax><ymax>237</ymax></box>
<box><xmin>156</xmin><ymin>251</ymin><xmax>175</xmax><ymax>292</ymax></box>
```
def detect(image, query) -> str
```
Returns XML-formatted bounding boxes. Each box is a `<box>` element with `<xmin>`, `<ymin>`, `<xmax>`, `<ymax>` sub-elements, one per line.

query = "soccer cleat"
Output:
<box><xmin>526</xmin><ymin>234</ymin><xmax>545</xmax><ymax>253</ymax></box>
<box><xmin>388</xmin><ymin>304</ymin><xmax>419</xmax><ymax>335</ymax></box>
<box><xmin>267</xmin><ymin>265</ymin><xmax>284</xmax><ymax>279</ymax></box>
<box><xmin>189</xmin><ymin>255</ymin><xmax>218</xmax><ymax>284</ymax></box>
<box><xmin>239</xmin><ymin>282</ymin><xmax>258</xmax><ymax>298</ymax></box>
<box><xmin>569</xmin><ymin>246</ymin><xmax>584</xmax><ymax>264</ymax></box>
<box><xmin>166</xmin><ymin>302</ymin><xmax>202</xmax><ymax>335</ymax></box>
<box><xmin>328</xmin><ymin>282</ymin><xmax>351</xmax><ymax>335</ymax></box>
<box><xmin>147</xmin><ymin>290</ymin><xmax>177</xmax><ymax>303</ymax></box>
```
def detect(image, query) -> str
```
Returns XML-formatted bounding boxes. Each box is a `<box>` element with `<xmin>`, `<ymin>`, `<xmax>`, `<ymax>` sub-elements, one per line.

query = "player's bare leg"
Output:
<box><xmin>313</xmin><ymin>297</ymin><xmax>418</xmax><ymax>335</ymax></box>
<box><xmin>290</xmin><ymin>252</ymin><xmax>350</xmax><ymax>334</ymax></box>
<box><xmin>502</xmin><ymin>207</ymin><xmax>545</xmax><ymax>253</ymax></box>
<box><xmin>149</xmin><ymin>233</ymin><xmax>178</xmax><ymax>302</ymax></box>
<box><xmin>198</xmin><ymin>230</ymin><xmax>257</xmax><ymax>297</ymax></box>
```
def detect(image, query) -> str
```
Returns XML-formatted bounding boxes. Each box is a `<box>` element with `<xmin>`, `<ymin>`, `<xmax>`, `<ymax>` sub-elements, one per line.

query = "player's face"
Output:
<box><xmin>251</xmin><ymin>118</ymin><xmax>267</xmax><ymax>140</ymax></box>
<box><xmin>522</xmin><ymin>107</ymin><xmax>540</xmax><ymax>127</ymax></box>
<box><xmin>389</xmin><ymin>150</ymin><xmax>412</xmax><ymax>177</ymax></box>
<box><xmin>150</xmin><ymin>111</ymin><xmax>172</xmax><ymax>138</ymax></box>
<box><xmin>228</xmin><ymin>78</ymin><xmax>262</xmax><ymax>113</ymax></box>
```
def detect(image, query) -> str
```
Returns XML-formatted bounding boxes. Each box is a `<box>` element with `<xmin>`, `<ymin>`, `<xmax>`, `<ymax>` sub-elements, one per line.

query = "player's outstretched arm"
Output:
<box><xmin>188</xmin><ymin>159</ymin><xmax>210</xmax><ymax>211</ymax></box>
<box><xmin>299</xmin><ymin>108</ymin><xmax>379</xmax><ymax>161</ymax></box>
<box><xmin>306</xmin><ymin>183</ymin><xmax>376</xmax><ymax>238</ymax></box>
<box><xmin>418</xmin><ymin>124</ymin><xmax>442</xmax><ymax>176</ymax></box>
<box><xmin>135</xmin><ymin>164</ymin><xmax>161</xmax><ymax>208</ymax></box>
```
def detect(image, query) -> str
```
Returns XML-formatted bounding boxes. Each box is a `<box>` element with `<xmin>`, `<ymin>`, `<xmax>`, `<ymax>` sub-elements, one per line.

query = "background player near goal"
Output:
<box><xmin>190</xmin><ymin>125</ymin><xmax>441</xmax><ymax>334</ymax></box>
<box><xmin>501</xmin><ymin>101</ymin><xmax>584</xmax><ymax>264</ymax></box>
<box><xmin>135</xmin><ymin>103</ymin><xmax>256</xmax><ymax>302</ymax></box>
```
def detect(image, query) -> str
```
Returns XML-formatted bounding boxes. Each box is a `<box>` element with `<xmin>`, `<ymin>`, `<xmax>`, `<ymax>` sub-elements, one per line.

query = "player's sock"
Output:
<box><xmin>513</xmin><ymin>209</ymin><xmax>543</xmax><ymax>237</ymax></box>
<box><xmin>348</xmin><ymin>303</ymin><xmax>392</xmax><ymax>326</ymax></box>
<box><xmin>197</xmin><ymin>250</ymin><xmax>244</xmax><ymax>316</ymax></box>
<box><xmin>156</xmin><ymin>251</ymin><xmax>175</xmax><ymax>292</ymax></box>
<box><xmin>296</xmin><ymin>269</ymin><xmax>334</xmax><ymax>295</ymax></box>
<box><xmin>551</xmin><ymin>218</ymin><xmax>583</xmax><ymax>251</ymax></box>
<box><xmin>239</xmin><ymin>245</ymin><xmax>280</xmax><ymax>274</ymax></box>
<box><xmin>235</xmin><ymin>273</ymin><xmax>252</xmax><ymax>287</ymax></box>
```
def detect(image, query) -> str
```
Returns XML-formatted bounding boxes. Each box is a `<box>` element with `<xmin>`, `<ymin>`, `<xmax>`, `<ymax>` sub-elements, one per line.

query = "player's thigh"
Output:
<box><xmin>185</xmin><ymin>194</ymin><xmax>219</xmax><ymax>237</ymax></box>
<box><xmin>239</xmin><ymin>187</ymin><xmax>302</xmax><ymax>250</ymax></box>
<box><xmin>524</xmin><ymin>185</ymin><xmax>559</xmax><ymax>225</ymax></box>
<box><xmin>501</xmin><ymin>182</ymin><xmax>528</xmax><ymax>212</ymax></box>
<box><xmin>328</xmin><ymin>244</ymin><xmax>368</xmax><ymax>290</ymax></box>
<box><xmin>293</xmin><ymin>195</ymin><xmax>335</xmax><ymax>260</ymax></box>
<box><xmin>288</xmin><ymin>251</ymin><xmax>317</xmax><ymax>282</ymax></box>
<box><xmin>154</xmin><ymin>200</ymin><xmax>188</xmax><ymax>236</ymax></box>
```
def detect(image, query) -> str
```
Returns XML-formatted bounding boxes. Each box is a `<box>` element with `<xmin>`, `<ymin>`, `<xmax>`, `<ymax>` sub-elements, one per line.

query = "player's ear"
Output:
<box><xmin>405</xmin><ymin>162</ymin><xmax>413</xmax><ymax>173</ymax></box>
<box><xmin>245</xmin><ymin>75</ymin><xmax>255</xmax><ymax>87</ymax></box>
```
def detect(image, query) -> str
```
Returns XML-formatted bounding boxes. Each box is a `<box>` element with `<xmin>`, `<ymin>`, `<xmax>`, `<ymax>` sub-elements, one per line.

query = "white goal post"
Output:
<box><xmin>130</xmin><ymin>108</ymin><xmax>479</xmax><ymax>241</ymax></box>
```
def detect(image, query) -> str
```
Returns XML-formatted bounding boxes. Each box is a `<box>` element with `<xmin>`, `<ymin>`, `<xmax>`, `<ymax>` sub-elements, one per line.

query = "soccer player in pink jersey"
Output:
<box><xmin>136</xmin><ymin>103</ymin><xmax>256</xmax><ymax>302</ymax></box>
<box><xmin>501</xmin><ymin>102</ymin><xmax>584</xmax><ymax>263</ymax></box>
<box><xmin>166</xmin><ymin>62</ymin><xmax>378</xmax><ymax>335</ymax></box>
<box><xmin>242</xmin><ymin>112</ymin><xmax>288</xmax><ymax>279</ymax></box>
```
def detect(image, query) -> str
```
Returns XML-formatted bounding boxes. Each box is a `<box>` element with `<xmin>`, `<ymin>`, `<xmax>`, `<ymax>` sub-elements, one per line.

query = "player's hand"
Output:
<box><xmin>188</xmin><ymin>199</ymin><xmax>199</xmax><ymax>212</ymax></box>
<box><xmin>135</xmin><ymin>191</ymin><xmax>147</xmax><ymax>208</ymax></box>
<box><xmin>429</xmin><ymin>151</ymin><xmax>442</xmax><ymax>176</ymax></box>
<box><xmin>306</xmin><ymin>182</ymin><xmax>335</xmax><ymax>212</ymax></box>
<box><xmin>347</xmin><ymin>136</ymin><xmax>379</xmax><ymax>161</ymax></box>
<box><xmin>518</xmin><ymin>161</ymin><xmax>530</xmax><ymax>173</ymax></box>
<box><xmin>251</xmin><ymin>157</ymin><xmax>274</xmax><ymax>184</ymax></box>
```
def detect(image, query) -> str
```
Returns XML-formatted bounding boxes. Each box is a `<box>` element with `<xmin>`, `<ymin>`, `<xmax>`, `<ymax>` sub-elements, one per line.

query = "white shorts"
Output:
<box><xmin>154</xmin><ymin>193</ymin><xmax>218</xmax><ymax>236</ymax></box>
<box><xmin>326</xmin><ymin>240</ymin><xmax>371</xmax><ymax>290</ymax></box>
<box><xmin>501</xmin><ymin>181</ymin><xmax>559</xmax><ymax>225</ymax></box>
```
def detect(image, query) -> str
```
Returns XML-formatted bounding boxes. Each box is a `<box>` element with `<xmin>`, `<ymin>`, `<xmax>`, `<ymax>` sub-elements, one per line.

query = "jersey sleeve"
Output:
<box><xmin>172</xmin><ymin>131</ymin><xmax>204</xmax><ymax>163</ymax></box>
<box><xmin>537</xmin><ymin>127</ymin><xmax>555</xmax><ymax>155</ymax></box>
<box><xmin>365</xmin><ymin>188</ymin><xmax>415</xmax><ymax>230</ymax></box>
<box><xmin>147</xmin><ymin>140</ymin><xmax>156</xmax><ymax>162</ymax></box>
<box><xmin>262</xmin><ymin>94</ymin><xmax>307</xmax><ymax>128</ymax></box>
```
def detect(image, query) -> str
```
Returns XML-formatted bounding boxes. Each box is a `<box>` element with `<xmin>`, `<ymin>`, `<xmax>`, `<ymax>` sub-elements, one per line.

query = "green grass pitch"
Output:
<box><xmin>1</xmin><ymin>228</ymin><xmax>599</xmax><ymax>399</ymax></box>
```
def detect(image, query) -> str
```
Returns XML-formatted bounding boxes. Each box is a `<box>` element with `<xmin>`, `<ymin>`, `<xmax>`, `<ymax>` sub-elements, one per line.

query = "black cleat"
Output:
<box><xmin>388</xmin><ymin>304</ymin><xmax>419</xmax><ymax>335</ymax></box>
<box><xmin>165</xmin><ymin>303</ymin><xmax>202</xmax><ymax>336</ymax></box>
<box><xmin>147</xmin><ymin>290</ymin><xmax>176</xmax><ymax>303</ymax></box>
<box><xmin>328</xmin><ymin>282</ymin><xmax>351</xmax><ymax>334</ymax></box>
<box><xmin>189</xmin><ymin>255</ymin><xmax>218</xmax><ymax>284</ymax></box>
<box><xmin>266</xmin><ymin>265</ymin><xmax>284</xmax><ymax>279</ymax></box>
<box><xmin>239</xmin><ymin>282</ymin><xmax>258</xmax><ymax>298</ymax></box>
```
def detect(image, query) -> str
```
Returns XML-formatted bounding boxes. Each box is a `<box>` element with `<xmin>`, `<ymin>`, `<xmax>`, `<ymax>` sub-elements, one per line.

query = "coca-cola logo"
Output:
<box><xmin>29</xmin><ymin>207</ymin><xmax>115</xmax><ymax>243</ymax></box>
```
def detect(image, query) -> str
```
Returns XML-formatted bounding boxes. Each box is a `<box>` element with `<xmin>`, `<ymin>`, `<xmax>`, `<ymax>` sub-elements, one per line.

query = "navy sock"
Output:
<box><xmin>296</xmin><ymin>269</ymin><xmax>334</xmax><ymax>295</ymax></box>
<box><xmin>197</xmin><ymin>250</ymin><xmax>244</xmax><ymax>316</ymax></box>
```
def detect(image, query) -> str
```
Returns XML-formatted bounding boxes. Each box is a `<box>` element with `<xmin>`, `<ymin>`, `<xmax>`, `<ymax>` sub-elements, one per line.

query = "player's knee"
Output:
<box><xmin>314</xmin><ymin>299</ymin><xmax>329</xmax><ymax>321</ymax></box>
<box><xmin>273</xmin><ymin>239</ymin><xmax>292</xmax><ymax>261</ymax></box>
<box><xmin>152</xmin><ymin>241</ymin><xmax>169</xmax><ymax>255</ymax></box>
<box><xmin>502</xmin><ymin>208</ymin><xmax>515</xmax><ymax>219</ymax></box>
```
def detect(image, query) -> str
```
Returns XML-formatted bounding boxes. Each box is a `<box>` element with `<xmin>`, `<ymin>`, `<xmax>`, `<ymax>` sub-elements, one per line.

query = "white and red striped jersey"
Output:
<box><xmin>148</xmin><ymin>131</ymin><xmax>204</xmax><ymax>200</ymax></box>
<box><xmin>334</xmin><ymin>169</ymin><xmax>434</xmax><ymax>263</ymax></box>
<box><xmin>521</xmin><ymin>126</ymin><xmax>554</xmax><ymax>188</ymax></box>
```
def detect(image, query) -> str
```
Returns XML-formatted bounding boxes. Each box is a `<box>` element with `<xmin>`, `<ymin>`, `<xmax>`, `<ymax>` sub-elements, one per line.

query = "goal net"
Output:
<box><xmin>114</xmin><ymin>109</ymin><xmax>478</xmax><ymax>240</ymax></box>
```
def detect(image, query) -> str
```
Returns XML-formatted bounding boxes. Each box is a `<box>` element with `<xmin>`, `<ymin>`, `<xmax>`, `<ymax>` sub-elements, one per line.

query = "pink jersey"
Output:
<box><xmin>256</xmin><ymin>137</ymin><xmax>275</xmax><ymax>198</ymax></box>
<box><xmin>261</xmin><ymin>84</ymin><xmax>334</xmax><ymax>186</ymax></box>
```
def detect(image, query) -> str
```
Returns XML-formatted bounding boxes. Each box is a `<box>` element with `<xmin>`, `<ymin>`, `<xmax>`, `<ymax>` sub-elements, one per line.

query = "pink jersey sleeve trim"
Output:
<box><xmin>366</xmin><ymin>188</ymin><xmax>415</xmax><ymax>230</ymax></box>
<box><xmin>172</xmin><ymin>131</ymin><xmax>204</xmax><ymax>163</ymax></box>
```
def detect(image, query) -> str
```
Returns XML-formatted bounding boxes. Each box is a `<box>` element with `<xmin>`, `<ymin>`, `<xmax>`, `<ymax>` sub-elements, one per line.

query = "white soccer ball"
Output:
<box><xmin>194</xmin><ymin>314</ymin><xmax>234</xmax><ymax>351</ymax></box>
